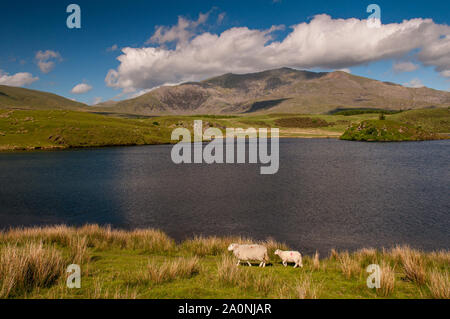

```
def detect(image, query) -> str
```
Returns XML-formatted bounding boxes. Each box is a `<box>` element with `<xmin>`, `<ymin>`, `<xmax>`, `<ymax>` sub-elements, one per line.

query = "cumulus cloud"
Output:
<box><xmin>393</xmin><ymin>62</ymin><xmax>419</xmax><ymax>72</ymax></box>
<box><xmin>147</xmin><ymin>11</ymin><xmax>211</xmax><ymax>47</ymax></box>
<box><xmin>404</xmin><ymin>78</ymin><xmax>425</xmax><ymax>88</ymax></box>
<box><xmin>337</xmin><ymin>68</ymin><xmax>351</xmax><ymax>73</ymax></box>
<box><xmin>71</xmin><ymin>83</ymin><xmax>92</xmax><ymax>94</ymax></box>
<box><xmin>35</xmin><ymin>50</ymin><xmax>62</xmax><ymax>73</ymax></box>
<box><xmin>0</xmin><ymin>70</ymin><xmax>39</xmax><ymax>87</ymax></box>
<box><xmin>106</xmin><ymin>14</ymin><xmax>450</xmax><ymax>93</ymax></box>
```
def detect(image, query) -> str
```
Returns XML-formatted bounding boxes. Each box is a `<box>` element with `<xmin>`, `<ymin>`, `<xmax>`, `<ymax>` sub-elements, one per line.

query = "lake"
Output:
<box><xmin>0</xmin><ymin>139</ymin><xmax>448</xmax><ymax>255</ymax></box>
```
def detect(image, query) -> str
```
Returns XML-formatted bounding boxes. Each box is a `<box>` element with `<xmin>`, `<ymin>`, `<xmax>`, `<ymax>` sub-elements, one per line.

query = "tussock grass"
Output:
<box><xmin>330</xmin><ymin>248</ymin><xmax>338</xmax><ymax>260</ymax></box>
<box><xmin>216</xmin><ymin>255</ymin><xmax>275</xmax><ymax>296</ymax></box>
<box><xmin>313</xmin><ymin>251</ymin><xmax>320</xmax><ymax>270</ymax></box>
<box><xmin>337</xmin><ymin>251</ymin><xmax>361</xmax><ymax>279</ymax></box>
<box><xmin>277</xmin><ymin>274</ymin><xmax>321</xmax><ymax>299</ymax></box>
<box><xmin>391</xmin><ymin>246</ymin><xmax>427</xmax><ymax>285</ymax></box>
<box><xmin>181</xmin><ymin>236</ymin><xmax>241</xmax><ymax>257</ymax></box>
<box><xmin>128</xmin><ymin>257</ymin><xmax>200</xmax><ymax>286</ymax></box>
<box><xmin>427</xmin><ymin>271</ymin><xmax>449</xmax><ymax>299</ymax></box>
<box><xmin>69</xmin><ymin>236</ymin><xmax>89</xmax><ymax>264</ymax></box>
<box><xmin>354</xmin><ymin>248</ymin><xmax>378</xmax><ymax>266</ymax></box>
<box><xmin>377</xmin><ymin>261</ymin><xmax>396</xmax><ymax>297</ymax></box>
<box><xmin>0</xmin><ymin>243</ymin><xmax>64</xmax><ymax>298</ymax></box>
<box><xmin>0</xmin><ymin>224</ymin><xmax>176</xmax><ymax>253</ymax></box>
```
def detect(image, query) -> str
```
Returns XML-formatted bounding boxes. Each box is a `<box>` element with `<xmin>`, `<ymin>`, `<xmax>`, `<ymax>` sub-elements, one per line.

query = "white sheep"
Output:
<box><xmin>274</xmin><ymin>250</ymin><xmax>303</xmax><ymax>268</ymax></box>
<box><xmin>228</xmin><ymin>243</ymin><xmax>269</xmax><ymax>267</ymax></box>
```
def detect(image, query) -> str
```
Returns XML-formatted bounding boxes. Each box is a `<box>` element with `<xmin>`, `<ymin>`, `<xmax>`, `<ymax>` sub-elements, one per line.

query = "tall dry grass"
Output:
<box><xmin>69</xmin><ymin>235</ymin><xmax>89</xmax><ymax>264</ymax></box>
<box><xmin>0</xmin><ymin>242</ymin><xmax>64</xmax><ymax>298</ymax></box>
<box><xmin>277</xmin><ymin>274</ymin><xmax>321</xmax><ymax>299</ymax></box>
<box><xmin>0</xmin><ymin>224</ymin><xmax>176</xmax><ymax>253</ymax></box>
<box><xmin>377</xmin><ymin>261</ymin><xmax>396</xmax><ymax>297</ymax></box>
<box><xmin>216</xmin><ymin>255</ymin><xmax>275</xmax><ymax>296</ymax></box>
<box><xmin>127</xmin><ymin>257</ymin><xmax>200</xmax><ymax>286</ymax></box>
<box><xmin>427</xmin><ymin>271</ymin><xmax>449</xmax><ymax>299</ymax></box>
<box><xmin>389</xmin><ymin>246</ymin><xmax>426</xmax><ymax>285</ymax></box>
<box><xmin>313</xmin><ymin>251</ymin><xmax>320</xmax><ymax>270</ymax></box>
<box><xmin>355</xmin><ymin>248</ymin><xmax>378</xmax><ymax>266</ymax></box>
<box><xmin>330</xmin><ymin>248</ymin><xmax>338</xmax><ymax>260</ymax></box>
<box><xmin>337</xmin><ymin>251</ymin><xmax>361</xmax><ymax>279</ymax></box>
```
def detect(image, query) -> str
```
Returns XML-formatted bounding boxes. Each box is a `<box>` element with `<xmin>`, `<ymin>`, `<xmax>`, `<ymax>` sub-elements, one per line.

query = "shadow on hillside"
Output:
<box><xmin>244</xmin><ymin>98</ymin><xmax>291</xmax><ymax>113</ymax></box>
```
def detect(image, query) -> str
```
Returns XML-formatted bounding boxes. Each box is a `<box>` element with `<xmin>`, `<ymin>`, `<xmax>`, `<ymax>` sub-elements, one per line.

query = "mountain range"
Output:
<box><xmin>2</xmin><ymin>68</ymin><xmax>450</xmax><ymax>115</ymax></box>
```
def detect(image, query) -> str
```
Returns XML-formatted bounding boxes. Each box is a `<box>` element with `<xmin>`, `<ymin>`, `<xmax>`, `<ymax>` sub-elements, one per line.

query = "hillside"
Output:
<box><xmin>0</xmin><ymin>85</ymin><xmax>87</xmax><ymax>110</ymax></box>
<box><xmin>92</xmin><ymin>68</ymin><xmax>450</xmax><ymax>115</ymax></box>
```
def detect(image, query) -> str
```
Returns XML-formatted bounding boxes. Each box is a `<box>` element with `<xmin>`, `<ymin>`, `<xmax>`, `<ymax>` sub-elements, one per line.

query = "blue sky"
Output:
<box><xmin>0</xmin><ymin>0</ymin><xmax>449</xmax><ymax>104</ymax></box>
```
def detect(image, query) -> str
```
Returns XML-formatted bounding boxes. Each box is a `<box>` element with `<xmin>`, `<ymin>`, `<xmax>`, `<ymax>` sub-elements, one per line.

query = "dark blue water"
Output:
<box><xmin>0</xmin><ymin>139</ymin><xmax>448</xmax><ymax>255</ymax></box>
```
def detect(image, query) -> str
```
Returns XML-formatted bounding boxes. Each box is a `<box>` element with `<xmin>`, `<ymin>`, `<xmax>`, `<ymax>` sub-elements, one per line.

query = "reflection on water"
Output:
<box><xmin>0</xmin><ymin>139</ymin><xmax>449</xmax><ymax>255</ymax></box>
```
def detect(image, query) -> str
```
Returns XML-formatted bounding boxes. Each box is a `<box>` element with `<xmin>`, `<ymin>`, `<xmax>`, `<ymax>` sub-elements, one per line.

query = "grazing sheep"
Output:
<box><xmin>274</xmin><ymin>250</ymin><xmax>303</xmax><ymax>268</ymax></box>
<box><xmin>227</xmin><ymin>243</ymin><xmax>269</xmax><ymax>267</ymax></box>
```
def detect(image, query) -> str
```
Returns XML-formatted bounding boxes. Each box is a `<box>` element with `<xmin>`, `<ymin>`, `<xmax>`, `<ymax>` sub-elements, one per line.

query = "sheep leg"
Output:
<box><xmin>259</xmin><ymin>261</ymin><xmax>263</xmax><ymax>267</ymax></box>
<box><xmin>262</xmin><ymin>262</ymin><xmax>266</xmax><ymax>268</ymax></box>
<box><xmin>236</xmin><ymin>260</ymin><xmax>240</xmax><ymax>266</ymax></box>
<box><xmin>247</xmin><ymin>261</ymin><xmax>252</xmax><ymax>267</ymax></box>
<box><xmin>293</xmin><ymin>263</ymin><xmax>298</xmax><ymax>268</ymax></box>
<box><xmin>283</xmin><ymin>261</ymin><xmax>287</xmax><ymax>267</ymax></box>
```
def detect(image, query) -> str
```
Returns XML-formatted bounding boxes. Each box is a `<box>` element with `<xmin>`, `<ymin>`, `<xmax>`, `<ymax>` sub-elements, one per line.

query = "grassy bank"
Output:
<box><xmin>340</xmin><ymin>108</ymin><xmax>450</xmax><ymax>142</ymax></box>
<box><xmin>0</xmin><ymin>225</ymin><xmax>448</xmax><ymax>299</ymax></box>
<box><xmin>0</xmin><ymin>109</ymin><xmax>380</xmax><ymax>150</ymax></box>
<box><xmin>0</xmin><ymin>108</ymin><xmax>448</xmax><ymax>151</ymax></box>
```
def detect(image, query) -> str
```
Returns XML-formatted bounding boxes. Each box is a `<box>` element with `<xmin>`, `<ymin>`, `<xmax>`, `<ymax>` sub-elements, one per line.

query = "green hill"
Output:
<box><xmin>0</xmin><ymin>85</ymin><xmax>87</xmax><ymax>110</ymax></box>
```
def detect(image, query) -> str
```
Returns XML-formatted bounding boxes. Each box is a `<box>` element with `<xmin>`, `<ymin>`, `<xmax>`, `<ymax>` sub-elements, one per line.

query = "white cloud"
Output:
<box><xmin>337</xmin><ymin>68</ymin><xmax>351</xmax><ymax>73</ymax></box>
<box><xmin>0</xmin><ymin>70</ymin><xmax>39</xmax><ymax>87</ymax></box>
<box><xmin>35</xmin><ymin>50</ymin><xmax>62</xmax><ymax>73</ymax></box>
<box><xmin>403</xmin><ymin>78</ymin><xmax>425</xmax><ymax>88</ymax></box>
<box><xmin>107</xmin><ymin>44</ymin><xmax>118</xmax><ymax>52</ymax></box>
<box><xmin>147</xmin><ymin>11</ymin><xmax>211</xmax><ymax>47</ymax></box>
<box><xmin>71</xmin><ymin>83</ymin><xmax>93</xmax><ymax>94</ymax></box>
<box><xmin>106</xmin><ymin>14</ymin><xmax>450</xmax><ymax>93</ymax></box>
<box><xmin>393</xmin><ymin>62</ymin><xmax>419</xmax><ymax>73</ymax></box>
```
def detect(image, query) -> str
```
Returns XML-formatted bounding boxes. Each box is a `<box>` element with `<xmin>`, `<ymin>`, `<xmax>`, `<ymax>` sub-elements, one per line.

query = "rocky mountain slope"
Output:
<box><xmin>93</xmin><ymin>68</ymin><xmax>450</xmax><ymax>115</ymax></box>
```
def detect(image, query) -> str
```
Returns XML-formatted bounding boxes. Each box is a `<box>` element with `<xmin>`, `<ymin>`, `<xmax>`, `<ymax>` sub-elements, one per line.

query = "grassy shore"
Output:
<box><xmin>0</xmin><ymin>225</ymin><xmax>448</xmax><ymax>299</ymax></box>
<box><xmin>0</xmin><ymin>108</ymin><xmax>448</xmax><ymax>151</ymax></box>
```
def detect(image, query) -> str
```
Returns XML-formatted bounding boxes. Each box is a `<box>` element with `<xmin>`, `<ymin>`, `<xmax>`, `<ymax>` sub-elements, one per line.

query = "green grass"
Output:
<box><xmin>0</xmin><ymin>225</ymin><xmax>448</xmax><ymax>299</ymax></box>
<box><xmin>0</xmin><ymin>108</ymin><xmax>448</xmax><ymax>150</ymax></box>
<box><xmin>340</xmin><ymin>108</ymin><xmax>450</xmax><ymax>141</ymax></box>
<box><xmin>0</xmin><ymin>109</ymin><xmax>173</xmax><ymax>151</ymax></box>
<box><xmin>340</xmin><ymin>119</ymin><xmax>441</xmax><ymax>142</ymax></box>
